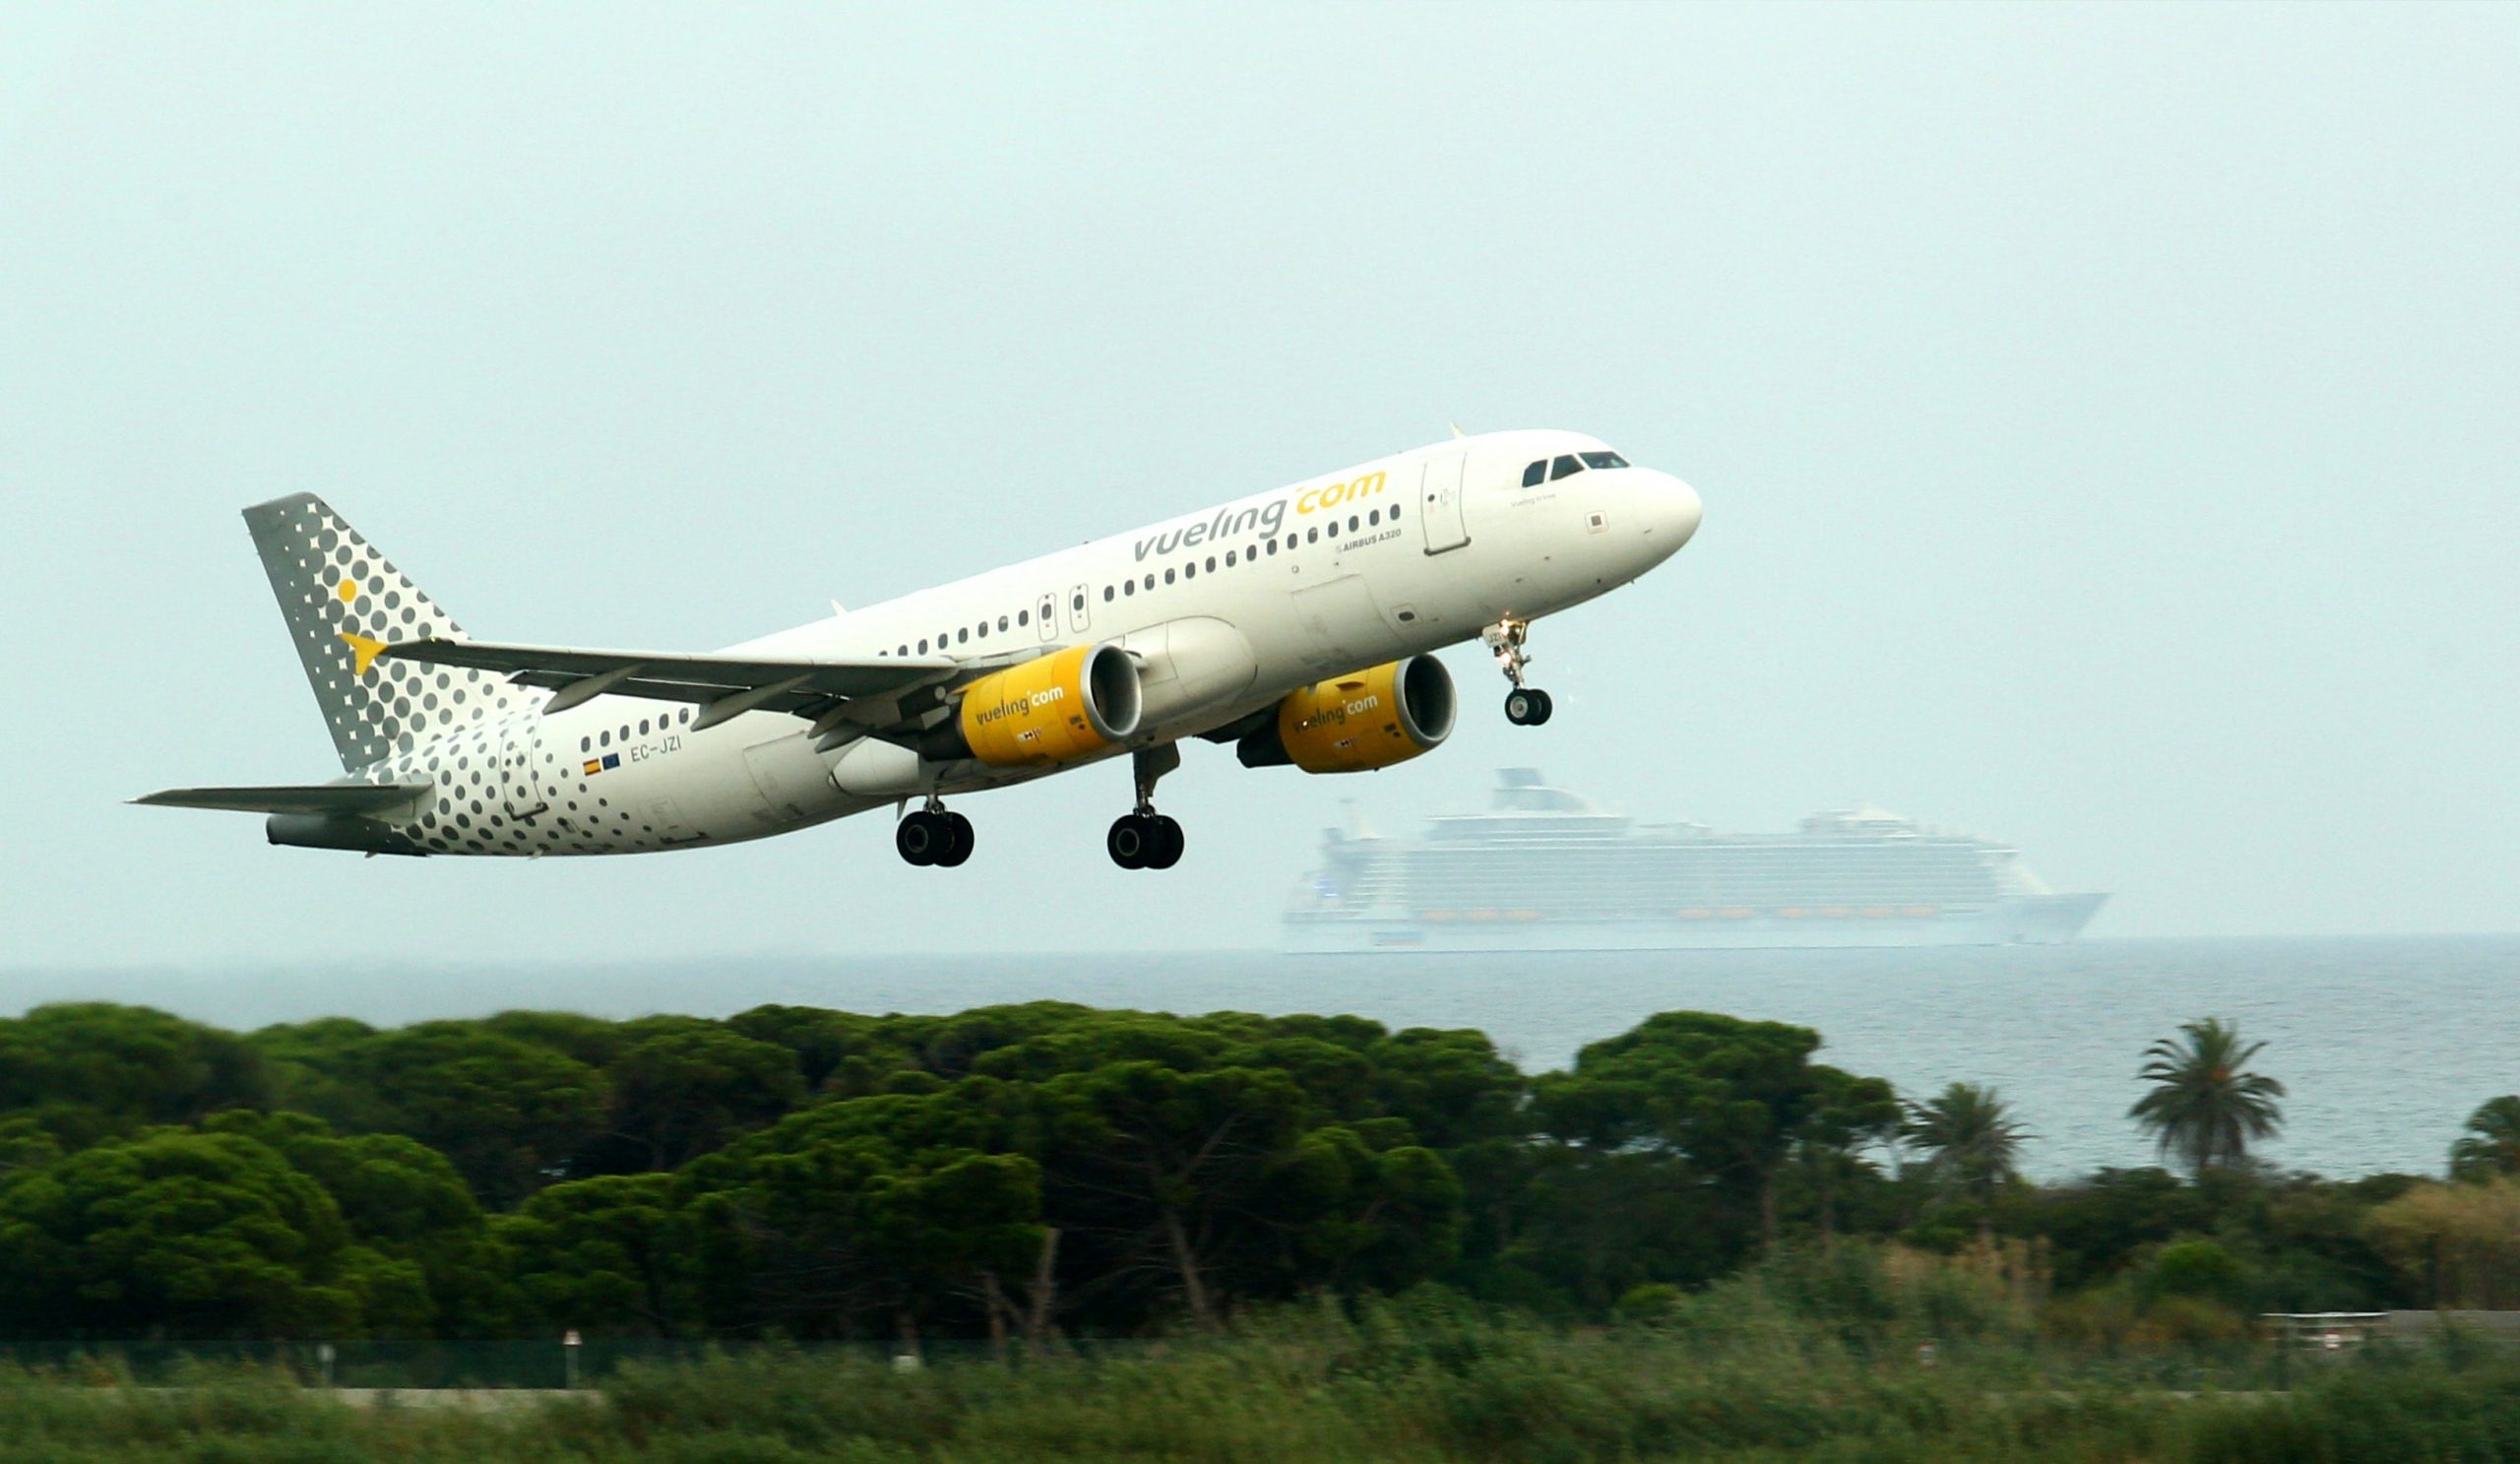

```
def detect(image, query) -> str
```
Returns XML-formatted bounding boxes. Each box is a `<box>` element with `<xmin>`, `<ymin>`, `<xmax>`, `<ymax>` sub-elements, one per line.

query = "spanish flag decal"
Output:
<box><xmin>583</xmin><ymin>753</ymin><xmax>622</xmax><ymax>777</ymax></box>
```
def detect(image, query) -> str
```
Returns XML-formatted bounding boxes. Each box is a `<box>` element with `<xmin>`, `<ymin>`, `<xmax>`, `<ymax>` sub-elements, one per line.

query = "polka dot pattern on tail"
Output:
<box><xmin>242</xmin><ymin>492</ymin><xmax>541</xmax><ymax>773</ymax></box>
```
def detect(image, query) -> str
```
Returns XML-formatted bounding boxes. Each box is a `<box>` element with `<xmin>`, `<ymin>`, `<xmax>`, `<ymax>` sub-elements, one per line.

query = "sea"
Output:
<box><xmin>11</xmin><ymin>935</ymin><xmax>2514</xmax><ymax>1181</ymax></box>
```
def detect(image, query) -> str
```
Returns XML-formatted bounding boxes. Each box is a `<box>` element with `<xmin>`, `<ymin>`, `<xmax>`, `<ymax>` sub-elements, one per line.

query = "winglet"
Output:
<box><xmin>1449</xmin><ymin>420</ymin><xmax>1468</xmax><ymax>440</ymax></box>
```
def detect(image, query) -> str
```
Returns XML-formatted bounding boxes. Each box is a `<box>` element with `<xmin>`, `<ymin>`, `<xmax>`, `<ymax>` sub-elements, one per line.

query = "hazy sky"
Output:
<box><xmin>3</xmin><ymin>3</ymin><xmax>2513</xmax><ymax>970</ymax></box>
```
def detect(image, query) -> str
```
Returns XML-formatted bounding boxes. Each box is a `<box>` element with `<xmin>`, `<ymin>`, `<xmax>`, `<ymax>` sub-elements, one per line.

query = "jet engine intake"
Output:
<box><xmin>921</xmin><ymin>642</ymin><xmax>1142</xmax><ymax>768</ymax></box>
<box><xmin>1237</xmin><ymin>656</ymin><xmax>1456</xmax><ymax>774</ymax></box>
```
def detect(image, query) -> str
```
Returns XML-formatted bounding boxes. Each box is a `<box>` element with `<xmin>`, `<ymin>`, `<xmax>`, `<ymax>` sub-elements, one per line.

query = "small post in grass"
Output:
<box><xmin>564</xmin><ymin>1329</ymin><xmax>583</xmax><ymax>1390</ymax></box>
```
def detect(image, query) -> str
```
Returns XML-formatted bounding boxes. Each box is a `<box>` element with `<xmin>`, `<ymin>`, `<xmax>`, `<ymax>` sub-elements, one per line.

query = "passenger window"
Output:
<box><xmin>1016</xmin><ymin>609</ymin><xmax>1028</xmax><ymax>626</ymax></box>
<box><xmin>1306</xmin><ymin>527</ymin><xmax>1318</xmax><ymax>543</ymax></box>
<box><xmin>1205</xmin><ymin>555</ymin><xmax>1216</xmax><ymax>572</ymax></box>
<box><xmin>1144</xmin><ymin>573</ymin><xmax>1155</xmax><ymax>591</ymax></box>
<box><xmin>998</xmin><ymin>615</ymin><xmax>1009</xmax><ymax>631</ymax></box>
<box><xmin>1183</xmin><ymin>562</ymin><xmax>1196</xmax><ymax>579</ymax></box>
<box><xmin>918</xmin><ymin>638</ymin><xmax>928</xmax><ymax>653</ymax></box>
<box><xmin>1579</xmin><ymin>451</ymin><xmax>1629</xmax><ymax>470</ymax></box>
<box><xmin>599</xmin><ymin>731</ymin><xmax>609</xmax><ymax>747</ymax></box>
<box><xmin>1226</xmin><ymin>550</ymin><xmax>1236</xmax><ymax>566</ymax></box>
<box><xmin>1522</xmin><ymin>460</ymin><xmax>1546</xmax><ymax>487</ymax></box>
<box><xmin>639</xmin><ymin>719</ymin><xmax>651</xmax><ymax>735</ymax></box>
<box><xmin>1074</xmin><ymin>593</ymin><xmax>1087</xmax><ymax>609</ymax></box>
<box><xmin>1103</xmin><ymin>586</ymin><xmax>1114</xmax><ymax>602</ymax></box>
<box><xmin>1369</xmin><ymin>508</ymin><xmax>1381</xmax><ymax>525</ymax></box>
<box><xmin>1165</xmin><ymin>568</ymin><xmax>1175</xmax><ymax>585</ymax></box>
<box><xmin>957</xmin><ymin>627</ymin><xmax>969</xmax><ymax>643</ymax></box>
<box><xmin>1266</xmin><ymin>540</ymin><xmax>1278</xmax><ymax>555</ymax></box>
<box><xmin>1124</xmin><ymin>580</ymin><xmax>1135</xmax><ymax>596</ymax></box>
<box><xmin>1550</xmin><ymin>455</ymin><xmax>1583</xmax><ymax>480</ymax></box>
<box><xmin>976</xmin><ymin>621</ymin><xmax>987</xmax><ymax>639</ymax></box>
<box><xmin>898</xmin><ymin>644</ymin><xmax>909</xmax><ymax>656</ymax></box>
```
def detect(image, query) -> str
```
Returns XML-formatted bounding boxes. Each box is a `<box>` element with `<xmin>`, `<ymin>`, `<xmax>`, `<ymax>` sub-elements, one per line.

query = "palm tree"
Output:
<box><xmin>2129</xmin><ymin>1018</ymin><xmax>2285</xmax><ymax>1176</ymax></box>
<box><xmin>1904</xmin><ymin>1082</ymin><xmax>2032</xmax><ymax>1213</ymax></box>
<box><xmin>2449</xmin><ymin>1096</ymin><xmax>2520</xmax><ymax>1181</ymax></box>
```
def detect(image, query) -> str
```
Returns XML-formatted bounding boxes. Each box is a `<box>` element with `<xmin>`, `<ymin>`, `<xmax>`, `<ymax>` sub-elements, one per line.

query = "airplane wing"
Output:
<box><xmin>131</xmin><ymin>783</ymin><xmax>434</xmax><ymax>815</ymax></box>
<box><xmin>379</xmin><ymin>638</ymin><xmax>1001</xmax><ymax>733</ymax></box>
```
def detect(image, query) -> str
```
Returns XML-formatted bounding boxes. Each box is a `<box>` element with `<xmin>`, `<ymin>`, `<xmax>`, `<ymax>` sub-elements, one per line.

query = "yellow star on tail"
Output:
<box><xmin>339</xmin><ymin>632</ymin><xmax>388</xmax><ymax>674</ymax></box>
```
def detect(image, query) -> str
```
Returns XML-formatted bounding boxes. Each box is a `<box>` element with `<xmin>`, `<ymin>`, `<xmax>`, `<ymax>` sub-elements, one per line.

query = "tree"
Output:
<box><xmin>205</xmin><ymin>1111</ymin><xmax>518</xmax><ymax>1335</ymax></box>
<box><xmin>2129</xmin><ymin>1018</ymin><xmax>2284</xmax><ymax>1176</ymax></box>
<box><xmin>1032</xmin><ymin>1058</ymin><xmax>1314</xmax><ymax>1329</ymax></box>
<box><xmin>679</xmin><ymin>1094</ymin><xmax>1043</xmax><ymax>1348</ymax></box>
<box><xmin>0</xmin><ymin>1127</ymin><xmax>364</xmax><ymax>1338</ymax></box>
<box><xmin>1534</xmin><ymin>1012</ymin><xmax>1887</xmax><ymax>1244</ymax></box>
<box><xmin>2366</xmin><ymin>1178</ymin><xmax>2520</xmax><ymax>1308</ymax></box>
<box><xmin>724</xmin><ymin>1004</ymin><xmax>918</xmax><ymax>1095</ymax></box>
<box><xmin>1904</xmin><ymin>1082</ymin><xmax>2031</xmax><ymax>1226</ymax></box>
<box><xmin>1365</xmin><ymin>1028</ymin><xmax>1529</xmax><ymax>1150</ymax></box>
<box><xmin>2449</xmin><ymin>1096</ymin><xmax>2520</xmax><ymax>1181</ymax></box>
<box><xmin>582</xmin><ymin>1026</ymin><xmax>807</xmax><ymax>1174</ymax></box>
<box><xmin>500</xmin><ymin>1173</ymin><xmax>696</xmax><ymax>1337</ymax></box>
<box><xmin>332</xmin><ymin>1024</ymin><xmax>610</xmax><ymax>1205</ymax></box>
<box><xmin>1792</xmin><ymin>1067</ymin><xmax>1902</xmax><ymax>1244</ymax></box>
<box><xmin>0</xmin><ymin>1004</ymin><xmax>271</xmax><ymax>1143</ymax></box>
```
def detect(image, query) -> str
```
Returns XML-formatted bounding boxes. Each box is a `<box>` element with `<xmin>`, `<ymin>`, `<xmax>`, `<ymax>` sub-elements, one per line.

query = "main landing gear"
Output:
<box><xmin>1484</xmin><ymin>617</ymin><xmax>1554</xmax><ymax>726</ymax></box>
<box><xmin>1106</xmin><ymin>811</ymin><xmax>1183</xmax><ymax>870</ymax></box>
<box><xmin>1108</xmin><ymin>743</ymin><xmax>1185</xmax><ymax>870</ymax></box>
<box><xmin>896</xmin><ymin>798</ymin><xmax>974</xmax><ymax>867</ymax></box>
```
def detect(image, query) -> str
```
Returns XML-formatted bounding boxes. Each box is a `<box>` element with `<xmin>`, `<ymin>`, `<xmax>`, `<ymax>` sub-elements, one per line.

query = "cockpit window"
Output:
<box><xmin>1549</xmin><ymin>454</ymin><xmax>1583</xmax><ymax>480</ymax></box>
<box><xmin>1521</xmin><ymin>460</ymin><xmax>1545</xmax><ymax>488</ymax></box>
<box><xmin>1579</xmin><ymin>451</ymin><xmax>1629</xmax><ymax>470</ymax></box>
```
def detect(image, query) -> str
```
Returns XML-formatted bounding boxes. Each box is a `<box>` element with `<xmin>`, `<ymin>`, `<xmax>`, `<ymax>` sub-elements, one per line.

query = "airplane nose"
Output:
<box><xmin>1637</xmin><ymin>473</ymin><xmax>1702</xmax><ymax>552</ymax></box>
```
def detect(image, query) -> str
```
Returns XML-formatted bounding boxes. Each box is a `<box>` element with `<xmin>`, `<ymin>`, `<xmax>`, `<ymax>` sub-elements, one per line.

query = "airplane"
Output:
<box><xmin>136</xmin><ymin>429</ymin><xmax>1702</xmax><ymax>868</ymax></box>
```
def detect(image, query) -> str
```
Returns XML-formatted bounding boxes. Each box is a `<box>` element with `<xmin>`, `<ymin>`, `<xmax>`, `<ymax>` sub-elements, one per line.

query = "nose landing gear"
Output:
<box><xmin>1484</xmin><ymin>618</ymin><xmax>1553</xmax><ymax>726</ymax></box>
<box><xmin>896</xmin><ymin>797</ymin><xmax>974</xmax><ymax>867</ymax></box>
<box><xmin>1108</xmin><ymin>742</ymin><xmax>1185</xmax><ymax>870</ymax></box>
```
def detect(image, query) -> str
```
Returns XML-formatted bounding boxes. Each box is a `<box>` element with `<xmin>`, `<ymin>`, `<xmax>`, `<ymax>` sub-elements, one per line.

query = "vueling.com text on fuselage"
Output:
<box><xmin>1132</xmin><ymin>473</ymin><xmax>1389</xmax><ymax>562</ymax></box>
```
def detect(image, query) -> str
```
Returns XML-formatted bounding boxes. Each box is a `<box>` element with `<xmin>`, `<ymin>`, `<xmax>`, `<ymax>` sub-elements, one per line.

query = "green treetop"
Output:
<box><xmin>2129</xmin><ymin>1018</ymin><xmax>2285</xmax><ymax>1177</ymax></box>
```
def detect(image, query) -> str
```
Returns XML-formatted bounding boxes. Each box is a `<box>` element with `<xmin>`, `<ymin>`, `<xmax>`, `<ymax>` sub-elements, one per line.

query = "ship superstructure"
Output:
<box><xmin>1284</xmin><ymin>770</ymin><xmax>2106</xmax><ymax>952</ymax></box>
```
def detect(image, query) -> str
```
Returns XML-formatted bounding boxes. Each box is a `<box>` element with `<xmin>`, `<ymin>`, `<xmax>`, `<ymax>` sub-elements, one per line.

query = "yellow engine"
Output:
<box><xmin>924</xmin><ymin>642</ymin><xmax>1144</xmax><ymax>768</ymax></box>
<box><xmin>1238</xmin><ymin>656</ymin><xmax>1456</xmax><ymax>774</ymax></box>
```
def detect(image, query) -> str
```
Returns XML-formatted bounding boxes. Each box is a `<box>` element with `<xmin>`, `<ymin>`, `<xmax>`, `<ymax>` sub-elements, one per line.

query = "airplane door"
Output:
<box><xmin>1038</xmin><ymin>592</ymin><xmax>1058</xmax><ymax>642</ymax></box>
<box><xmin>497</xmin><ymin>723</ymin><xmax>547</xmax><ymax>822</ymax></box>
<box><xmin>1418</xmin><ymin>453</ymin><xmax>1470</xmax><ymax>553</ymax></box>
<box><xmin>1067</xmin><ymin>582</ymin><xmax>1091</xmax><ymax>634</ymax></box>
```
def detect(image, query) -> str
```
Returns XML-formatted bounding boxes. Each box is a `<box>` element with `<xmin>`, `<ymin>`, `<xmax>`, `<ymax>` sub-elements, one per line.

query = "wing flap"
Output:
<box><xmin>132</xmin><ymin>783</ymin><xmax>434</xmax><ymax>816</ymax></box>
<box><xmin>381</xmin><ymin>639</ymin><xmax>955</xmax><ymax>700</ymax></box>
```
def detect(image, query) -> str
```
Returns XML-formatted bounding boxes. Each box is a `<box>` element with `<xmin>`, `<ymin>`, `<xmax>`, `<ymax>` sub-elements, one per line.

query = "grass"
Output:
<box><xmin>0</xmin><ymin>1271</ymin><xmax>2513</xmax><ymax>1462</ymax></box>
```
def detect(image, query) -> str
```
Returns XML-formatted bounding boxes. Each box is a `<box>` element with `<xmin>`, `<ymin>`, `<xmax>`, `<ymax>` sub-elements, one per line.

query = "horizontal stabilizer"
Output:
<box><xmin>130</xmin><ymin>783</ymin><xmax>434</xmax><ymax>816</ymax></box>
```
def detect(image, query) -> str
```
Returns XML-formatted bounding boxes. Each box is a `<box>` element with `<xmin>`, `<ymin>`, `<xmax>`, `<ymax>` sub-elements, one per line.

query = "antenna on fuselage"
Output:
<box><xmin>1448</xmin><ymin>421</ymin><xmax>1468</xmax><ymax>439</ymax></box>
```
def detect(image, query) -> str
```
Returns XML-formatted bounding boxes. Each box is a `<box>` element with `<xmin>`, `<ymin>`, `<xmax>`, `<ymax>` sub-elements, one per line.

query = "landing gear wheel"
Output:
<box><xmin>896</xmin><ymin>810</ymin><xmax>946</xmax><ymax>866</ymax></box>
<box><xmin>1147</xmin><ymin>814</ymin><xmax>1184</xmax><ymax>869</ymax></box>
<box><xmin>1505</xmin><ymin>688</ymin><xmax>1548</xmax><ymax>726</ymax></box>
<box><xmin>1529</xmin><ymin>689</ymin><xmax>1553</xmax><ymax>725</ymax></box>
<box><xmin>934</xmin><ymin>811</ymin><xmax>975</xmax><ymax>867</ymax></box>
<box><xmin>1107</xmin><ymin>814</ymin><xmax>1152</xmax><ymax>869</ymax></box>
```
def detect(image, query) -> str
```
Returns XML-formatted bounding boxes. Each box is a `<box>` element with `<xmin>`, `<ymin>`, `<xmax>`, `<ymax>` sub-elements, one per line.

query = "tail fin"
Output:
<box><xmin>242</xmin><ymin>493</ymin><xmax>535</xmax><ymax>772</ymax></box>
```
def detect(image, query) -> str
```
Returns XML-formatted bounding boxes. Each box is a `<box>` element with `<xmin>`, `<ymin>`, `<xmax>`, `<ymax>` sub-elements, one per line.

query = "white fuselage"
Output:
<box><xmin>355</xmin><ymin>429</ymin><xmax>1700</xmax><ymax>857</ymax></box>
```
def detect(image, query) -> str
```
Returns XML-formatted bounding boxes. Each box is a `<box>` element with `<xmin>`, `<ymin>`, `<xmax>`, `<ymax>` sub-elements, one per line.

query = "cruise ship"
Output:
<box><xmin>1284</xmin><ymin>770</ymin><xmax>2106</xmax><ymax>952</ymax></box>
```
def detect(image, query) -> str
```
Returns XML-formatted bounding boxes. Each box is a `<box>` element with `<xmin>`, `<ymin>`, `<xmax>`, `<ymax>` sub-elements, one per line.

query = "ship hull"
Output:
<box><xmin>1284</xmin><ymin>893</ymin><xmax>2106</xmax><ymax>954</ymax></box>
